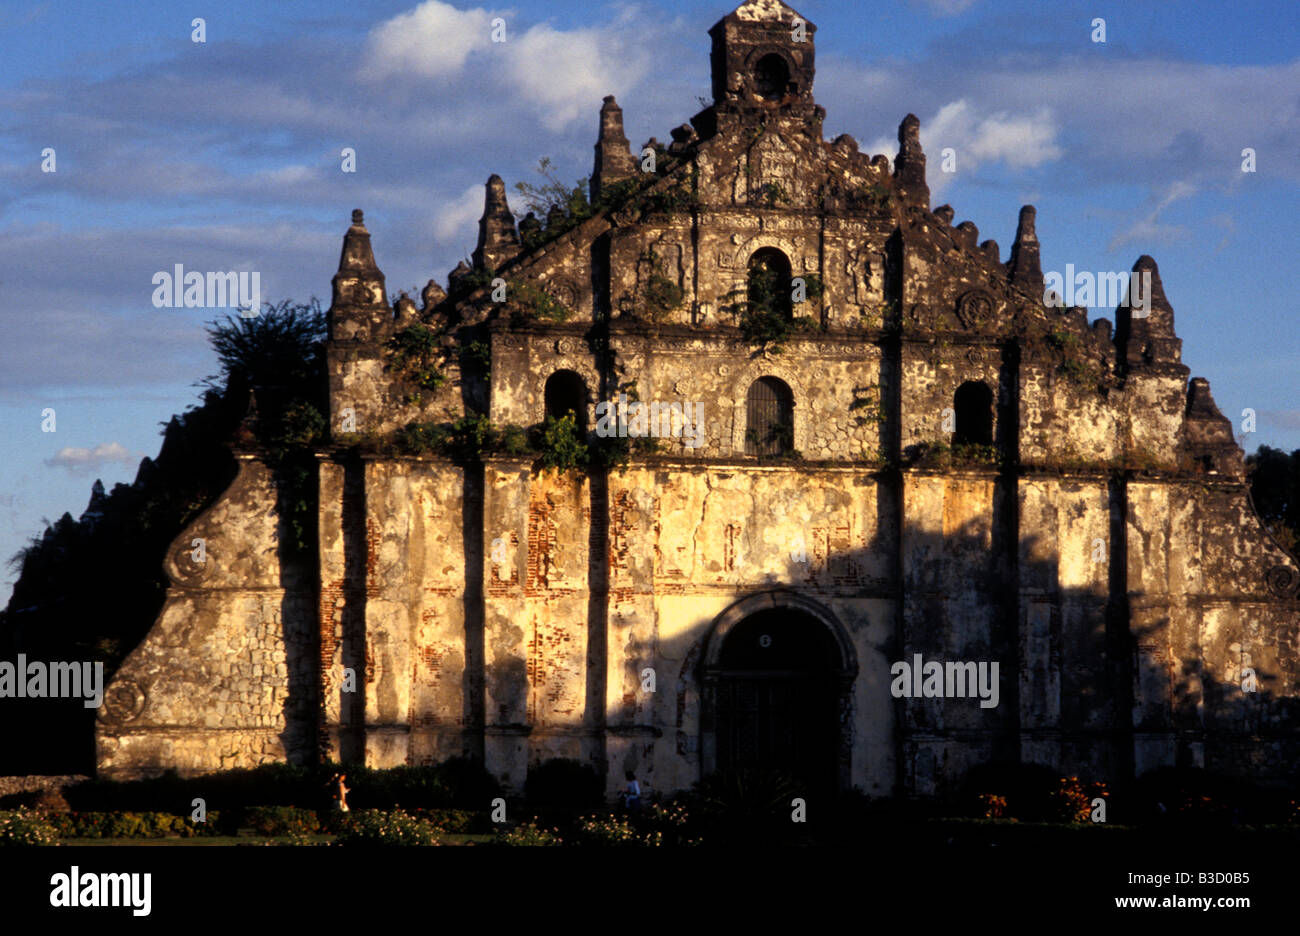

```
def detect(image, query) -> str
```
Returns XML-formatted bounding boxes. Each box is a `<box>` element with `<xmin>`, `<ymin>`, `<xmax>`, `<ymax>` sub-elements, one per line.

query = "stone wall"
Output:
<box><xmin>92</xmin><ymin>0</ymin><xmax>1300</xmax><ymax>800</ymax></box>
<box><xmin>96</xmin><ymin>457</ymin><xmax>316</xmax><ymax>779</ymax></box>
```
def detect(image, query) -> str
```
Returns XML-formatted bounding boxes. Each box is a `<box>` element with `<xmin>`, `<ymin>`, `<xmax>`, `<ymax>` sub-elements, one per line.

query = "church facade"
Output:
<box><xmin>95</xmin><ymin>1</ymin><xmax>1300</xmax><ymax>801</ymax></box>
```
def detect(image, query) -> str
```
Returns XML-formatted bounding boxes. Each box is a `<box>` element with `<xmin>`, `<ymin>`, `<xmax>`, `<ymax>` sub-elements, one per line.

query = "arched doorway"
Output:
<box><xmin>953</xmin><ymin>380</ymin><xmax>993</xmax><ymax>447</ymax></box>
<box><xmin>701</xmin><ymin>593</ymin><xmax>856</xmax><ymax>797</ymax></box>
<box><xmin>747</xmin><ymin>247</ymin><xmax>793</xmax><ymax>321</ymax></box>
<box><xmin>544</xmin><ymin>369</ymin><xmax>587</xmax><ymax>433</ymax></box>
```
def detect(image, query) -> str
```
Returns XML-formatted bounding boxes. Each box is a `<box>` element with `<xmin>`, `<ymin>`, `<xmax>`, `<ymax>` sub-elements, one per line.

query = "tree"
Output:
<box><xmin>203</xmin><ymin>298</ymin><xmax>327</xmax><ymax>401</ymax></box>
<box><xmin>0</xmin><ymin>298</ymin><xmax>329</xmax><ymax>773</ymax></box>
<box><xmin>1247</xmin><ymin>445</ymin><xmax>1300</xmax><ymax>553</ymax></box>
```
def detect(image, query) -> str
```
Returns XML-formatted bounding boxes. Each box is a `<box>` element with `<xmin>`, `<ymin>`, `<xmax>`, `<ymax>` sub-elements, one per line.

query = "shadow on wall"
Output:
<box><xmin>447</xmin><ymin>462</ymin><xmax>1300</xmax><ymax>801</ymax></box>
<box><xmin>21</xmin><ymin>450</ymin><xmax>1298</xmax><ymax>793</ymax></box>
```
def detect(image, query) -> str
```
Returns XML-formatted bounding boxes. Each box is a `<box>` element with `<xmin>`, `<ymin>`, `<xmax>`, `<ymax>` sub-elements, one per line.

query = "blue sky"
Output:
<box><xmin>1</xmin><ymin>0</ymin><xmax>1297</xmax><ymax>597</ymax></box>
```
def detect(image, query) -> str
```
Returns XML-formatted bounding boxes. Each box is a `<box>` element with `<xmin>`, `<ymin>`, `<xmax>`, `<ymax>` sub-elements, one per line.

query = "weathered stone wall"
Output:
<box><xmin>96</xmin><ymin>457</ymin><xmax>315</xmax><ymax>778</ymax></box>
<box><xmin>94</xmin><ymin>1</ymin><xmax>1300</xmax><ymax>801</ymax></box>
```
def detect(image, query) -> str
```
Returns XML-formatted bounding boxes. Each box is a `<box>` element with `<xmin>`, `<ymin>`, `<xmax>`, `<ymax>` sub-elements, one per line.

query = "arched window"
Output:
<box><xmin>953</xmin><ymin>380</ymin><xmax>993</xmax><ymax>447</ymax></box>
<box><xmin>544</xmin><ymin>370</ymin><xmax>587</xmax><ymax>432</ymax></box>
<box><xmin>754</xmin><ymin>53</ymin><xmax>791</xmax><ymax>101</ymax></box>
<box><xmin>746</xmin><ymin>377</ymin><xmax>794</xmax><ymax>456</ymax></box>
<box><xmin>747</xmin><ymin>247</ymin><xmax>793</xmax><ymax>321</ymax></box>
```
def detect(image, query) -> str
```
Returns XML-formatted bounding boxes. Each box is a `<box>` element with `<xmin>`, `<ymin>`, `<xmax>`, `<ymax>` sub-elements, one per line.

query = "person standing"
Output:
<box><xmin>620</xmin><ymin>770</ymin><xmax>641</xmax><ymax>815</ymax></box>
<box><xmin>332</xmin><ymin>773</ymin><xmax>351</xmax><ymax>813</ymax></box>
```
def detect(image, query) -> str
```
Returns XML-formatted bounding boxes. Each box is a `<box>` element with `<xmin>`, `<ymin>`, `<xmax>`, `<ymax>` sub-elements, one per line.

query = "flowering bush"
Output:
<box><xmin>645</xmin><ymin>802</ymin><xmax>689</xmax><ymax>829</ymax></box>
<box><xmin>496</xmin><ymin>821</ymin><xmax>563</xmax><ymax>846</ymax></box>
<box><xmin>334</xmin><ymin>809</ymin><xmax>441</xmax><ymax>846</ymax></box>
<box><xmin>1053</xmin><ymin>777</ymin><xmax>1107</xmax><ymax>823</ymax></box>
<box><xmin>976</xmin><ymin>794</ymin><xmax>1008</xmax><ymax>819</ymax></box>
<box><xmin>0</xmin><ymin>808</ymin><xmax>59</xmax><ymax>846</ymax></box>
<box><xmin>575</xmin><ymin>814</ymin><xmax>661</xmax><ymax>847</ymax></box>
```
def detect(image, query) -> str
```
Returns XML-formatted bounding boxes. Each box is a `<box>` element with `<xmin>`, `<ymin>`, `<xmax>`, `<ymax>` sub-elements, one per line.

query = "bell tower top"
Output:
<box><xmin>709</xmin><ymin>1</ymin><xmax>816</xmax><ymax>114</ymax></box>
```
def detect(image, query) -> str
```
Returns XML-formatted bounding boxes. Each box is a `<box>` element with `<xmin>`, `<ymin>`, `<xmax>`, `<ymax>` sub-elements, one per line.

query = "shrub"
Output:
<box><xmin>395</xmin><ymin>421</ymin><xmax>453</xmax><ymax>456</ymax></box>
<box><xmin>495</xmin><ymin>821</ymin><xmax>563</xmax><ymax>846</ymax></box>
<box><xmin>639</xmin><ymin>801</ymin><xmax>703</xmax><ymax>846</ymax></box>
<box><xmin>1129</xmin><ymin>767</ymin><xmax>1280</xmax><ymax>826</ymax></box>
<box><xmin>737</xmin><ymin>306</ymin><xmax>814</xmax><ymax>353</ymax></box>
<box><xmin>246</xmin><ymin>806</ymin><xmax>321</xmax><ymax>837</ymax></box>
<box><xmin>396</xmin><ymin>415</ymin><xmax>534</xmax><ymax>463</ymax></box>
<box><xmin>63</xmin><ymin>763</ymin><xmax>323</xmax><ymax>813</ymax></box>
<box><xmin>633</xmin><ymin>175</ymin><xmax>698</xmax><ymax>219</ymax></box>
<box><xmin>498</xmin><ymin>423</ymin><xmax>533</xmax><ymax>456</ymax></box>
<box><xmin>267</xmin><ymin>399</ymin><xmax>326</xmax><ymax>453</ymax></box>
<box><xmin>0</xmin><ymin>808</ymin><xmax>58</xmax><ymax>846</ymax></box>
<box><xmin>346</xmin><ymin>765</ymin><xmax>452</xmax><ymax>810</ymax></box>
<box><xmin>388</xmin><ymin>324</ymin><xmax>447</xmax><ymax>403</ymax></box>
<box><xmin>847</xmin><ymin>183</ymin><xmax>892</xmax><ymax>211</ymax></box>
<box><xmin>575</xmin><ymin>813</ymin><xmax>661</xmax><ymax>846</ymax></box>
<box><xmin>963</xmin><ymin>763</ymin><xmax>1082</xmax><ymax>822</ymax></box>
<box><xmin>638</xmin><ymin>250</ymin><xmax>685</xmax><ymax>322</ymax></box>
<box><xmin>406</xmin><ymin>808</ymin><xmax>482</xmax><ymax>834</ymax></box>
<box><xmin>335</xmin><ymin>809</ymin><xmax>440</xmax><ymax>846</ymax></box>
<box><xmin>534</xmin><ymin>413</ymin><xmax>589</xmax><ymax>475</ymax></box>
<box><xmin>44</xmin><ymin>811</ymin><xmax>222</xmax><ymax>839</ymax></box>
<box><xmin>506</xmin><ymin>279</ymin><xmax>572</xmax><ymax>323</ymax></box>
<box><xmin>525</xmin><ymin>759</ymin><xmax>605</xmax><ymax>810</ymax></box>
<box><xmin>686</xmin><ymin>769</ymin><xmax>802</xmax><ymax>842</ymax></box>
<box><xmin>61</xmin><ymin>762</ymin><xmax>502</xmax><ymax>818</ymax></box>
<box><xmin>643</xmin><ymin>273</ymin><xmax>684</xmax><ymax>321</ymax></box>
<box><xmin>903</xmin><ymin>440</ymin><xmax>1000</xmax><ymax>468</ymax></box>
<box><xmin>1052</xmin><ymin>776</ymin><xmax>1108</xmax><ymax>824</ymax></box>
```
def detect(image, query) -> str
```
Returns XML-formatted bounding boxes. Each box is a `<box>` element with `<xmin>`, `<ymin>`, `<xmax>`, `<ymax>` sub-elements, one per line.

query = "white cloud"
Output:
<box><xmin>1108</xmin><ymin>180</ymin><xmax>1197</xmax><ymax>251</ymax></box>
<box><xmin>867</xmin><ymin>99</ymin><xmax>1061</xmax><ymax>198</ymax></box>
<box><xmin>360</xmin><ymin>2</ymin><xmax>654</xmax><ymax>131</ymax></box>
<box><xmin>360</xmin><ymin>1</ymin><xmax>495</xmax><ymax>79</ymax></box>
<box><xmin>45</xmin><ymin>443</ymin><xmax>138</xmax><ymax>473</ymax></box>
<box><xmin>506</xmin><ymin>23</ymin><xmax>647</xmax><ymax>131</ymax></box>
<box><xmin>434</xmin><ymin>183</ymin><xmax>489</xmax><ymax>244</ymax></box>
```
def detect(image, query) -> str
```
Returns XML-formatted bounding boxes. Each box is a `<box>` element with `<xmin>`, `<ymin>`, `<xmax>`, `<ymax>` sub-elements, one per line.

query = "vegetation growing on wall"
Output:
<box><xmin>847</xmin><ymin>183</ymin><xmax>892</xmax><ymax>212</ymax></box>
<box><xmin>849</xmin><ymin>385</ymin><xmax>886</xmax><ymax>429</ymax></box>
<box><xmin>511</xmin><ymin>157</ymin><xmax>695</xmax><ymax>252</ymax></box>
<box><xmin>904</xmin><ymin>440</ymin><xmax>1001</xmax><ymax>468</ymax></box>
<box><xmin>505</xmin><ymin>279</ymin><xmax>573</xmax><ymax>324</ymax></box>
<box><xmin>725</xmin><ymin>260</ymin><xmax>816</xmax><ymax>353</ymax></box>
<box><xmin>387</xmin><ymin>323</ymin><xmax>447</xmax><ymax>405</ymax></box>
<box><xmin>639</xmin><ymin>250</ymin><xmax>685</xmax><ymax>322</ymax></box>
<box><xmin>1042</xmin><ymin>325</ymin><xmax>1116</xmax><ymax>391</ymax></box>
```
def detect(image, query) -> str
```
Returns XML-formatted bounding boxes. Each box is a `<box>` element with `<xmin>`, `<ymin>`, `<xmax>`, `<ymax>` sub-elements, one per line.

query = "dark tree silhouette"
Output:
<box><xmin>0</xmin><ymin>299</ymin><xmax>328</xmax><ymax>773</ymax></box>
